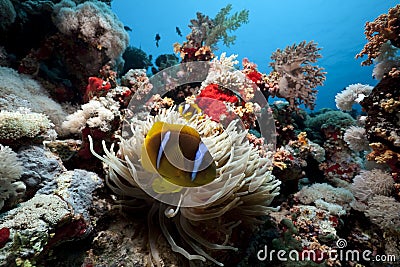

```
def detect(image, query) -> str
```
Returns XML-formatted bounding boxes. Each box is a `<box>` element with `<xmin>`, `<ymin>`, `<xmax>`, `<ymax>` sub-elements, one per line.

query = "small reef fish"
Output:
<box><xmin>176</xmin><ymin>26</ymin><xmax>182</xmax><ymax>37</ymax></box>
<box><xmin>141</xmin><ymin>122</ymin><xmax>216</xmax><ymax>190</ymax></box>
<box><xmin>178</xmin><ymin>102</ymin><xmax>202</xmax><ymax>120</ymax></box>
<box><xmin>155</xmin><ymin>33</ymin><xmax>160</xmax><ymax>47</ymax></box>
<box><xmin>123</xmin><ymin>26</ymin><xmax>132</xmax><ymax>32</ymax></box>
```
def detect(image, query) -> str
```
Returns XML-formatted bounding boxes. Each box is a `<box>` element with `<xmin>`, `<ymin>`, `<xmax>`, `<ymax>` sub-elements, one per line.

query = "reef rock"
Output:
<box><xmin>0</xmin><ymin>194</ymin><xmax>73</xmax><ymax>266</ymax></box>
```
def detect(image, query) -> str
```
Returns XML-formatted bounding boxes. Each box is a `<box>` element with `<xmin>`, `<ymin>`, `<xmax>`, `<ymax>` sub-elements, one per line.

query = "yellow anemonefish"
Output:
<box><xmin>141</xmin><ymin>121</ymin><xmax>217</xmax><ymax>189</ymax></box>
<box><xmin>178</xmin><ymin>102</ymin><xmax>202</xmax><ymax>120</ymax></box>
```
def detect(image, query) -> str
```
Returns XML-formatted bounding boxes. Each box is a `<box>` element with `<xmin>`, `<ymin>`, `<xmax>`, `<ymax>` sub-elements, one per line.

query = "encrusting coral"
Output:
<box><xmin>361</xmin><ymin>75</ymin><xmax>400</xmax><ymax>182</ymax></box>
<box><xmin>89</xmin><ymin>108</ymin><xmax>281</xmax><ymax>266</ymax></box>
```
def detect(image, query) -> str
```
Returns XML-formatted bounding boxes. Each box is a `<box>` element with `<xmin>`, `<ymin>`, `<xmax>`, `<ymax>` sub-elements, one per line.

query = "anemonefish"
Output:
<box><xmin>178</xmin><ymin>102</ymin><xmax>202</xmax><ymax>120</ymax></box>
<box><xmin>141</xmin><ymin>122</ymin><xmax>217</xmax><ymax>189</ymax></box>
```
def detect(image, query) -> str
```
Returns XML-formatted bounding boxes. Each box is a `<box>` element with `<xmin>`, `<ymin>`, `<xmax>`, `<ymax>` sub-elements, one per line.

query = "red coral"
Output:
<box><xmin>195</xmin><ymin>83</ymin><xmax>239</xmax><ymax>122</ymax></box>
<box><xmin>0</xmin><ymin>227</ymin><xmax>10</xmax><ymax>248</ymax></box>
<box><xmin>84</xmin><ymin>77</ymin><xmax>111</xmax><ymax>102</ymax></box>
<box><xmin>182</xmin><ymin>47</ymin><xmax>198</xmax><ymax>61</ymax></box>
<box><xmin>246</xmin><ymin>70</ymin><xmax>262</xmax><ymax>83</ymax></box>
<box><xmin>242</xmin><ymin>58</ymin><xmax>262</xmax><ymax>83</ymax></box>
<box><xmin>198</xmin><ymin>83</ymin><xmax>238</xmax><ymax>103</ymax></box>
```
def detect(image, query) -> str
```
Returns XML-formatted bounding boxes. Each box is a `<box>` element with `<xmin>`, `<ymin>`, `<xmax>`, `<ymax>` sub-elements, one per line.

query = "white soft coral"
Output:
<box><xmin>335</xmin><ymin>83</ymin><xmax>373</xmax><ymax>111</ymax></box>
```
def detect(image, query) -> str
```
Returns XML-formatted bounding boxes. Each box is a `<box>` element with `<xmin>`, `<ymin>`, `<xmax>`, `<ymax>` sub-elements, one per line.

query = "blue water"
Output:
<box><xmin>112</xmin><ymin>0</ymin><xmax>398</xmax><ymax>111</ymax></box>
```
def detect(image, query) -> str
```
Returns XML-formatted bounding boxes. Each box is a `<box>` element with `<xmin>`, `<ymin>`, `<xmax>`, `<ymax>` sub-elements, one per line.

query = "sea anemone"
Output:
<box><xmin>89</xmin><ymin>108</ymin><xmax>280</xmax><ymax>266</ymax></box>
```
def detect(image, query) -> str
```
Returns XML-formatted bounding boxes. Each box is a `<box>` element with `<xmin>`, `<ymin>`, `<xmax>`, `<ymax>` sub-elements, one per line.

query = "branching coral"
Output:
<box><xmin>269</xmin><ymin>41</ymin><xmax>326</xmax><ymax>110</ymax></box>
<box><xmin>174</xmin><ymin>4</ymin><xmax>248</xmax><ymax>62</ymax></box>
<box><xmin>356</xmin><ymin>4</ymin><xmax>400</xmax><ymax>66</ymax></box>
<box><xmin>335</xmin><ymin>83</ymin><xmax>373</xmax><ymax>111</ymax></box>
<box><xmin>89</xmin><ymin>109</ymin><xmax>280</xmax><ymax>266</ymax></box>
<box><xmin>187</xmin><ymin>4</ymin><xmax>248</xmax><ymax>50</ymax></box>
<box><xmin>0</xmin><ymin>144</ymin><xmax>24</xmax><ymax>210</ymax></box>
<box><xmin>207</xmin><ymin>4</ymin><xmax>249</xmax><ymax>48</ymax></box>
<box><xmin>52</xmin><ymin>0</ymin><xmax>129</xmax><ymax>61</ymax></box>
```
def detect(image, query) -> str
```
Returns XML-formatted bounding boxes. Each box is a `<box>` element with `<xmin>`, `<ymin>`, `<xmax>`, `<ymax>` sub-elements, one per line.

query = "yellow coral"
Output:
<box><xmin>367</xmin><ymin>142</ymin><xmax>399</xmax><ymax>164</ymax></box>
<box><xmin>380</xmin><ymin>98</ymin><xmax>400</xmax><ymax>113</ymax></box>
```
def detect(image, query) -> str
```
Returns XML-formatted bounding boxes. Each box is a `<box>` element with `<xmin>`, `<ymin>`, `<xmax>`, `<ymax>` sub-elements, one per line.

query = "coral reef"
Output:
<box><xmin>0</xmin><ymin>1</ymin><xmax>399</xmax><ymax>266</ymax></box>
<box><xmin>361</xmin><ymin>75</ymin><xmax>400</xmax><ymax>181</ymax></box>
